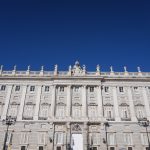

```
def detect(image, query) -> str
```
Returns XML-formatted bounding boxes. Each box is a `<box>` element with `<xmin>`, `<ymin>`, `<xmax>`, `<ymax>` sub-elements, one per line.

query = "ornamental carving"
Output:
<box><xmin>72</xmin><ymin>124</ymin><xmax>82</xmax><ymax>131</ymax></box>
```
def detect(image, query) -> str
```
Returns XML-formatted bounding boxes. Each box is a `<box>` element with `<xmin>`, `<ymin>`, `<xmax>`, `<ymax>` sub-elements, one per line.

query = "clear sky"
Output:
<box><xmin>0</xmin><ymin>0</ymin><xmax>149</xmax><ymax>72</ymax></box>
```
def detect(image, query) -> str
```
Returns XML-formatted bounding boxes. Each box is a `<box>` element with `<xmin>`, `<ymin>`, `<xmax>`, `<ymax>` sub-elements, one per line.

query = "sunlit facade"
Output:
<box><xmin>0</xmin><ymin>62</ymin><xmax>150</xmax><ymax>150</ymax></box>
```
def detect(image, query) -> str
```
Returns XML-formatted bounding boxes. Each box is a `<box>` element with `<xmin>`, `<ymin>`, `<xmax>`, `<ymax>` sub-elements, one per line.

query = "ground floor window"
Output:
<box><xmin>39</xmin><ymin>146</ymin><xmax>44</xmax><ymax>150</ymax></box>
<box><xmin>110</xmin><ymin>147</ymin><xmax>115</xmax><ymax>150</ymax></box>
<box><xmin>56</xmin><ymin>146</ymin><xmax>61</xmax><ymax>150</ymax></box>
<box><xmin>92</xmin><ymin>147</ymin><xmax>97</xmax><ymax>150</ymax></box>
<box><xmin>21</xmin><ymin>146</ymin><xmax>26</xmax><ymax>150</ymax></box>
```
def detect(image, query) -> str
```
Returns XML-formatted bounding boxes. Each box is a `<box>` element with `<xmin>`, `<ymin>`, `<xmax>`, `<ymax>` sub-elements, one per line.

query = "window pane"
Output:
<box><xmin>21</xmin><ymin>146</ymin><xmax>26</xmax><ymax>150</ymax></box>
<box><xmin>1</xmin><ymin>85</ymin><xmax>6</xmax><ymax>91</ymax></box>
<box><xmin>57</xmin><ymin>147</ymin><xmax>61</xmax><ymax>150</ymax></box>
<box><xmin>110</xmin><ymin>147</ymin><xmax>115</xmax><ymax>150</ymax></box>
<box><xmin>128</xmin><ymin>147</ymin><xmax>132</xmax><ymax>150</ymax></box>
<box><xmin>30</xmin><ymin>86</ymin><xmax>35</xmax><ymax>91</ymax></box>
<box><xmin>39</xmin><ymin>146</ymin><xmax>43</xmax><ymax>150</ymax></box>
<box><xmin>15</xmin><ymin>86</ymin><xmax>20</xmax><ymax>91</ymax></box>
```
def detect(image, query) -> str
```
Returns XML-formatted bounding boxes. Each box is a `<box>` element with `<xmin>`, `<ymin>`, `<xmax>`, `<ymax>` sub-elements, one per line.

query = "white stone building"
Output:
<box><xmin>0</xmin><ymin>61</ymin><xmax>150</xmax><ymax>150</ymax></box>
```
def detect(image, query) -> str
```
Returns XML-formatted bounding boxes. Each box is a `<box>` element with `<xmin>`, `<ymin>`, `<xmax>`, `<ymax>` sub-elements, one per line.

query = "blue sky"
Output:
<box><xmin>0</xmin><ymin>0</ymin><xmax>149</xmax><ymax>72</ymax></box>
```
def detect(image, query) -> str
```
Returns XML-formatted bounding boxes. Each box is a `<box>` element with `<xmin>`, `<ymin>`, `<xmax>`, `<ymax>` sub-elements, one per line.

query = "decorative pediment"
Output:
<box><xmin>41</xmin><ymin>102</ymin><xmax>50</xmax><ymax>106</ymax></box>
<box><xmin>72</xmin><ymin>124</ymin><xmax>82</xmax><ymax>131</ymax></box>
<box><xmin>88</xmin><ymin>102</ymin><xmax>97</xmax><ymax>106</ymax></box>
<box><xmin>25</xmin><ymin>102</ymin><xmax>35</xmax><ymax>105</ymax></box>
<box><xmin>104</xmin><ymin>103</ymin><xmax>113</xmax><ymax>106</ymax></box>
<box><xmin>119</xmin><ymin>103</ymin><xmax>129</xmax><ymax>106</ymax></box>
<box><xmin>10</xmin><ymin>101</ymin><xmax>20</xmax><ymax>105</ymax></box>
<box><xmin>135</xmin><ymin>103</ymin><xmax>144</xmax><ymax>106</ymax></box>
<box><xmin>57</xmin><ymin>102</ymin><xmax>66</xmax><ymax>106</ymax></box>
<box><xmin>73</xmin><ymin>102</ymin><xmax>82</xmax><ymax>106</ymax></box>
<box><xmin>71</xmin><ymin>61</ymin><xmax>86</xmax><ymax>76</ymax></box>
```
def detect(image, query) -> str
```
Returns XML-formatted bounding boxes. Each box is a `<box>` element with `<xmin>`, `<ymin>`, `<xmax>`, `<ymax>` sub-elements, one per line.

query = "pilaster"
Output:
<box><xmin>97</xmin><ymin>86</ymin><xmax>103</xmax><ymax>119</ymax></box>
<box><xmin>1</xmin><ymin>85</ymin><xmax>13</xmax><ymax>120</ymax></box>
<box><xmin>34</xmin><ymin>85</ymin><xmax>42</xmax><ymax>120</ymax></box>
<box><xmin>66</xmin><ymin>85</ymin><xmax>71</xmax><ymax>118</ymax></box>
<box><xmin>83</xmin><ymin>122</ymin><xmax>88</xmax><ymax>150</ymax></box>
<box><xmin>142</xmin><ymin>86</ymin><xmax>150</xmax><ymax>120</ymax></box>
<box><xmin>17</xmin><ymin>85</ymin><xmax>27</xmax><ymax>121</ymax></box>
<box><xmin>82</xmin><ymin>85</ymin><xmax>87</xmax><ymax>119</ymax></box>
<box><xmin>112</xmin><ymin>86</ymin><xmax>120</xmax><ymax>121</ymax></box>
<box><xmin>51</xmin><ymin>85</ymin><xmax>56</xmax><ymax>118</ymax></box>
<box><xmin>127</xmin><ymin>87</ymin><xmax>137</xmax><ymax>121</ymax></box>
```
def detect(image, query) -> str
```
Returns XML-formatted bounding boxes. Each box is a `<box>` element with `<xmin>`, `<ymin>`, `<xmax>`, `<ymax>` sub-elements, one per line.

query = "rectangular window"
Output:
<box><xmin>105</xmin><ymin>87</ymin><xmax>109</xmax><ymax>93</ymax></box>
<box><xmin>133</xmin><ymin>87</ymin><xmax>138</xmax><ymax>91</ymax></box>
<box><xmin>110</xmin><ymin>147</ymin><xmax>115</xmax><ymax>150</ymax></box>
<box><xmin>74</xmin><ymin>87</ymin><xmax>79</xmax><ymax>92</ymax></box>
<box><xmin>21</xmin><ymin>146</ymin><xmax>26</xmax><ymax>150</ymax></box>
<box><xmin>24</xmin><ymin>105</ymin><xmax>34</xmax><ymax>118</ymax></box>
<box><xmin>119</xmin><ymin>87</ymin><xmax>124</xmax><ymax>92</ymax></box>
<box><xmin>128</xmin><ymin>147</ymin><xmax>133</xmax><ymax>150</ymax></box>
<box><xmin>90</xmin><ymin>87</ymin><xmax>94</xmax><ymax>92</ymax></box>
<box><xmin>15</xmin><ymin>85</ymin><xmax>20</xmax><ymax>91</ymax></box>
<box><xmin>30</xmin><ymin>86</ymin><xmax>35</xmax><ymax>91</ymax></box>
<box><xmin>60</xmin><ymin>87</ymin><xmax>64</xmax><ymax>92</ymax></box>
<box><xmin>73</xmin><ymin>106</ymin><xmax>81</xmax><ymax>118</ymax></box>
<box><xmin>45</xmin><ymin>86</ymin><xmax>49</xmax><ymax>92</ymax></box>
<box><xmin>40</xmin><ymin>105</ymin><xmax>48</xmax><ymax>118</ymax></box>
<box><xmin>39</xmin><ymin>146</ymin><xmax>43</xmax><ymax>150</ymax></box>
<box><xmin>56</xmin><ymin>132</ymin><xmax>63</xmax><ymax>144</ymax></box>
<box><xmin>20</xmin><ymin>132</ymin><xmax>28</xmax><ymax>144</ymax></box>
<box><xmin>124</xmin><ymin>133</ymin><xmax>133</xmax><ymax>145</ymax></box>
<box><xmin>141</xmin><ymin>133</ymin><xmax>149</xmax><ymax>145</ymax></box>
<box><xmin>38</xmin><ymin>132</ymin><xmax>45</xmax><ymax>144</ymax></box>
<box><xmin>1</xmin><ymin>85</ymin><xmax>6</xmax><ymax>91</ymax></box>
<box><xmin>56</xmin><ymin>105</ymin><xmax>65</xmax><ymax>118</ymax></box>
<box><xmin>8</xmin><ymin>105</ymin><xmax>18</xmax><ymax>117</ymax></box>
<box><xmin>108</xmin><ymin>133</ymin><xmax>116</xmax><ymax>145</ymax></box>
<box><xmin>93</xmin><ymin>147</ymin><xmax>97</xmax><ymax>150</ymax></box>
<box><xmin>57</xmin><ymin>147</ymin><xmax>61</xmax><ymax>150</ymax></box>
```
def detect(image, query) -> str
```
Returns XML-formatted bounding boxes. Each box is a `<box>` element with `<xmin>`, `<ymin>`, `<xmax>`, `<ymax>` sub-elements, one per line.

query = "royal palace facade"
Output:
<box><xmin>0</xmin><ymin>61</ymin><xmax>150</xmax><ymax>150</ymax></box>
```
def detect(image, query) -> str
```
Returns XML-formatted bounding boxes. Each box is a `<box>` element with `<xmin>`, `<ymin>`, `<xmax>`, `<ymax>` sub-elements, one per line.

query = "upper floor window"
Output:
<box><xmin>133</xmin><ymin>87</ymin><xmax>139</xmax><ymax>92</ymax></box>
<box><xmin>148</xmin><ymin>87</ymin><xmax>150</xmax><ymax>92</ymax></box>
<box><xmin>1</xmin><ymin>85</ymin><xmax>6</xmax><ymax>91</ymax></box>
<box><xmin>104</xmin><ymin>87</ymin><xmax>109</xmax><ymax>93</ymax></box>
<box><xmin>119</xmin><ymin>87</ymin><xmax>124</xmax><ymax>93</ymax></box>
<box><xmin>55</xmin><ymin>132</ymin><xmax>64</xmax><ymax>145</ymax></box>
<box><xmin>90</xmin><ymin>87</ymin><xmax>94</xmax><ymax>92</ymax></box>
<box><xmin>60</xmin><ymin>87</ymin><xmax>64</xmax><ymax>92</ymax></box>
<box><xmin>124</xmin><ymin>133</ymin><xmax>133</xmax><ymax>145</ymax></box>
<box><xmin>15</xmin><ymin>85</ymin><xmax>20</xmax><ymax>91</ymax></box>
<box><xmin>30</xmin><ymin>86</ymin><xmax>35</xmax><ymax>92</ymax></box>
<box><xmin>74</xmin><ymin>87</ymin><xmax>79</xmax><ymax>92</ymax></box>
<box><xmin>45</xmin><ymin>86</ymin><xmax>49</xmax><ymax>92</ymax></box>
<box><xmin>108</xmin><ymin>133</ymin><xmax>116</xmax><ymax>145</ymax></box>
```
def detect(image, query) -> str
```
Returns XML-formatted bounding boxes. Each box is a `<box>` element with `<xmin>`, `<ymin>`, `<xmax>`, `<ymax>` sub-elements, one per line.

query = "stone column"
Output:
<box><xmin>97</xmin><ymin>85</ymin><xmax>103</xmax><ymax>119</ymax></box>
<box><xmin>34</xmin><ymin>85</ymin><xmax>42</xmax><ymax>120</ymax></box>
<box><xmin>112</xmin><ymin>86</ymin><xmax>120</xmax><ymax>121</ymax></box>
<box><xmin>51</xmin><ymin>85</ymin><xmax>56</xmax><ymax>118</ymax></box>
<box><xmin>48</xmin><ymin>122</ymin><xmax>55</xmax><ymax>150</ymax></box>
<box><xmin>66</xmin><ymin>85</ymin><xmax>71</xmax><ymax>118</ymax></box>
<box><xmin>1</xmin><ymin>85</ymin><xmax>13</xmax><ymax>120</ymax></box>
<box><xmin>83</xmin><ymin>122</ymin><xmax>88</xmax><ymax>150</ymax></box>
<box><xmin>82</xmin><ymin>85</ymin><xmax>87</xmax><ymax>118</ymax></box>
<box><xmin>127</xmin><ymin>86</ymin><xmax>137</xmax><ymax>121</ymax></box>
<box><xmin>66</xmin><ymin>122</ymin><xmax>71</xmax><ymax>148</ymax></box>
<box><xmin>142</xmin><ymin>87</ymin><xmax>150</xmax><ymax>120</ymax></box>
<box><xmin>17</xmin><ymin>85</ymin><xmax>27</xmax><ymax>121</ymax></box>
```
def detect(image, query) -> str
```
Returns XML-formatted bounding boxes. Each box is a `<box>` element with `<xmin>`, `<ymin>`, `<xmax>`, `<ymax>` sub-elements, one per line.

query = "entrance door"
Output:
<box><xmin>72</xmin><ymin>134</ymin><xmax>83</xmax><ymax>150</ymax></box>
